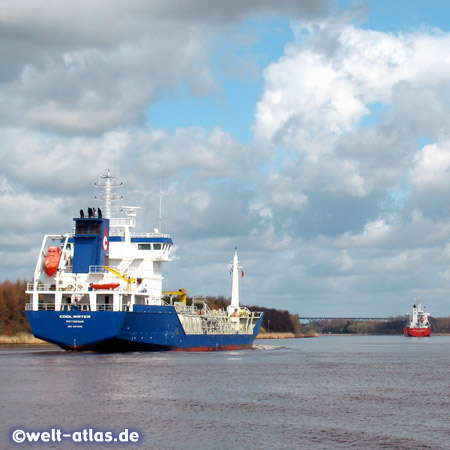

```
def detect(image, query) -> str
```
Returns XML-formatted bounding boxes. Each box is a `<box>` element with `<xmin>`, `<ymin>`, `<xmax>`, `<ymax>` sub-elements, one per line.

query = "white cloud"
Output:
<box><xmin>268</xmin><ymin>172</ymin><xmax>308</xmax><ymax>210</ymax></box>
<box><xmin>411</xmin><ymin>142</ymin><xmax>450</xmax><ymax>191</ymax></box>
<box><xmin>253</xmin><ymin>14</ymin><xmax>450</xmax><ymax>223</ymax></box>
<box><xmin>254</xmin><ymin>19</ymin><xmax>450</xmax><ymax>154</ymax></box>
<box><xmin>0</xmin><ymin>0</ymin><xmax>328</xmax><ymax>134</ymax></box>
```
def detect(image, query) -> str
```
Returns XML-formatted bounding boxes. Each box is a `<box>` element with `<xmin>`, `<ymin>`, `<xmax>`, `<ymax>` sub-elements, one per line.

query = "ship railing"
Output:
<box><xmin>44</xmin><ymin>265</ymin><xmax>73</xmax><ymax>274</ymax></box>
<box><xmin>176</xmin><ymin>303</ymin><xmax>227</xmax><ymax>318</ymax></box>
<box><xmin>25</xmin><ymin>303</ymin><xmax>56</xmax><ymax>311</ymax></box>
<box><xmin>195</xmin><ymin>301</ymin><xmax>224</xmax><ymax>317</ymax></box>
<box><xmin>109</xmin><ymin>217</ymin><xmax>135</xmax><ymax>228</ymax></box>
<box><xmin>180</xmin><ymin>303</ymin><xmax>261</xmax><ymax>320</ymax></box>
<box><xmin>131</xmin><ymin>232</ymin><xmax>172</xmax><ymax>239</ymax></box>
<box><xmin>25</xmin><ymin>302</ymin><xmax>118</xmax><ymax>312</ymax></box>
<box><xmin>108</xmin><ymin>228</ymin><xmax>172</xmax><ymax>240</ymax></box>
<box><xmin>108</xmin><ymin>229</ymin><xmax>125</xmax><ymax>237</ymax></box>
<box><xmin>89</xmin><ymin>265</ymin><xmax>108</xmax><ymax>274</ymax></box>
<box><xmin>175</xmin><ymin>302</ymin><xmax>262</xmax><ymax>334</ymax></box>
<box><xmin>89</xmin><ymin>264</ymin><xmax>125</xmax><ymax>274</ymax></box>
<box><xmin>89</xmin><ymin>264</ymin><xmax>143</xmax><ymax>279</ymax></box>
<box><xmin>61</xmin><ymin>304</ymin><xmax>114</xmax><ymax>311</ymax></box>
<box><xmin>59</xmin><ymin>304</ymin><xmax>92</xmax><ymax>312</ymax></box>
<box><xmin>177</xmin><ymin>305</ymin><xmax>199</xmax><ymax>315</ymax></box>
<box><xmin>26</xmin><ymin>283</ymin><xmax>55</xmax><ymax>291</ymax></box>
<box><xmin>39</xmin><ymin>303</ymin><xmax>55</xmax><ymax>311</ymax></box>
<box><xmin>96</xmin><ymin>304</ymin><xmax>114</xmax><ymax>311</ymax></box>
<box><xmin>238</xmin><ymin>306</ymin><xmax>262</xmax><ymax>318</ymax></box>
<box><xmin>204</xmin><ymin>309</ymin><xmax>262</xmax><ymax>335</ymax></box>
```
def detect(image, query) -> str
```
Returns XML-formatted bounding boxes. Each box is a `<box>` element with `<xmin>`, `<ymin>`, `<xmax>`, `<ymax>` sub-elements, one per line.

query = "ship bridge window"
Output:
<box><xmin>76</xmin><ymin>222</ymin><xmax>101</xmax><ymax>235</ymax></box>
<box><xmin>90</xmin><ymin>224</ymin><xmax>101</xmax><ymax>235</ymax></box>
<box><xmin>138</xmin><ymin>244</ymin><xmax>151</xmax><ymax>250</ymax></box>
<box><xmin>76</xmin><ymin>223</ymin><xmax>89</xmax><ymax>235</ymax></box>
<box><xmin>153</xmin><ymin>243</ymin><xmax>161</xmax><ymax>250</ymax></box>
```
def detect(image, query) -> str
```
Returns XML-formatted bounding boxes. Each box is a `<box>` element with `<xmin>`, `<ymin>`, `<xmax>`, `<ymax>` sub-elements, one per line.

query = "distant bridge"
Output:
<box><xmin>299</xmin><ymin>317</ymin><xmax>392</xmax><ymax>324</ymax></box>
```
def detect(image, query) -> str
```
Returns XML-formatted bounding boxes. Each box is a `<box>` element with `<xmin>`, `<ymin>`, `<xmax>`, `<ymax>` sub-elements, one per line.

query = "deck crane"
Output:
<box><xmin>103</xmin><ymin>266</ymin><xmax>136</xmax><ymax>290</ymax></box>
<box><xmin>162</xmin><ymin>289</ymin><xmax>187</xmax><ymax>304</ymax></box>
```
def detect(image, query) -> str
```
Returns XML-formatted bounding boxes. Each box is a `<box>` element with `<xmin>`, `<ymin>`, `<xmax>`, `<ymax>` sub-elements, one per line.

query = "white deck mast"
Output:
<box><xmin>228</xmin><ymin>248</ymin><xmax>241</xmax><ymax>316</ymax></box>
<box><xmin>95</xmin><ymin>169</ymin><xmax>123</xmax><ymax>219</ymax></box>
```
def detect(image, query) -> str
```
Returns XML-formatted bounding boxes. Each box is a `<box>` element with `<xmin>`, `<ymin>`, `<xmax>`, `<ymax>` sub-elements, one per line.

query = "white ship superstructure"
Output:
<box><xmin>27</xmin><ymin>170</ymin><xmax>173</xmax><ymax>313</ymax></box>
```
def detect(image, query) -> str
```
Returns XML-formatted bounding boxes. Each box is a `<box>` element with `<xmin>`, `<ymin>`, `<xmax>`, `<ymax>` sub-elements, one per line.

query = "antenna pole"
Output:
<box><xmin>159</xmin><ymin>173</ymin><xmax>162</xmax><ymax>232</ymax></box>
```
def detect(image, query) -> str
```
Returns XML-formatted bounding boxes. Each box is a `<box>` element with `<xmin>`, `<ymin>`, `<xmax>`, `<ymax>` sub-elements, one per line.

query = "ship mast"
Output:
<box><xmin>159</xmin><ymin>173</ymin><xmax>162</xmax><ymax>232</ymax></box>
<box><xmin>95</xmin><ymin>169</ymin><xmax>123</xmax><ymax>219</ymax></box>
<box><xmin>228</xmin><ymin>248</ymin><xmax>242</xmax><ymax>316</ymax></box>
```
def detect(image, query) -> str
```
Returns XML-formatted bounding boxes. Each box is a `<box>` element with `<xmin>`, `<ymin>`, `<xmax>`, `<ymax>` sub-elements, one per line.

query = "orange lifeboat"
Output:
<box><xmin>90</xmin><ymin>283</ymin><xmax>120</xmax><ymax>290</ymax></box>
<box><xmin>43</xmin><ymin>246</ymin><xmax>62</xmax><ymax>277</ymax></box>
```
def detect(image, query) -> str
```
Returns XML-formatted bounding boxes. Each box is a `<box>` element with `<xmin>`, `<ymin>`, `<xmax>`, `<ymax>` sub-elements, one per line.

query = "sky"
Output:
<box><xmin>2</xmin><ymin>0</ymin><xmax>450</xmax><ymax>317</ymax></box>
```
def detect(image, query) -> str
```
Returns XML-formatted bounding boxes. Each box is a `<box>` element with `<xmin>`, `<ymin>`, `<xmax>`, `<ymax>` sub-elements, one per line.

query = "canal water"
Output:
<box><xmin>1</xmin><ymin>335</ymin><xmax>448</xmax><ymax>449</ymax></box>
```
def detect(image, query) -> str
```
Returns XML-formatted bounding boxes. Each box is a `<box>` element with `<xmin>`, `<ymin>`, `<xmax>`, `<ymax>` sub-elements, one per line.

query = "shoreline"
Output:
<box><xmin>0</xmin><ymin>333</ymin><xmax>48</xmax><ymax>345</ymax></box>
<box><xmin>256</xmin><ymin>332</ymin><xmax>319</xmax><ymax>339</ymax></box>
<box><xmin>257</xmin><ymin>332</ymin><xmax>450</xmax><ymax>338</ymax></box>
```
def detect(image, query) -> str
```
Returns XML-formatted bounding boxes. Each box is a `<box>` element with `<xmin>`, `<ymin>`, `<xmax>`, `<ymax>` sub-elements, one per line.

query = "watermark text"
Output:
<box><xmin>10</xmin><ymin>428</ymin><xmax>141</xmax><ymax>445</ymax></box>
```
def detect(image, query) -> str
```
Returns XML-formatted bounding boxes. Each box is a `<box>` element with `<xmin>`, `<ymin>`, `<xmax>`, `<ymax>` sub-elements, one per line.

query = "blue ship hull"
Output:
<box><xmin>26</xmin><ymin>306</ymin><xmax>263</xmax><ymax>352</ymax></box>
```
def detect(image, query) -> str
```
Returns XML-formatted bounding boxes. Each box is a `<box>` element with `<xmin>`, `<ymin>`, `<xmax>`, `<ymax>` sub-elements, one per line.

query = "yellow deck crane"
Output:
<box><xmin>103</xmin><ymin>266</ymin><xmax>136</xmax><ymax>290</ymax></box>
<box><xmin>162</xmin><ymin>289</ymin><xmax>187</xmax><ymax>304</ymax></box>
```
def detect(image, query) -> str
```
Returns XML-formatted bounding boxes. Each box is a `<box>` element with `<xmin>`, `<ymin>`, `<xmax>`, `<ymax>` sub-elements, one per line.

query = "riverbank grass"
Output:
<box><xmin>0</xmin><ymin>333</ymin><xmax>47</xmax><ymax>345</ymax></box>
<box><xmin>256</xmin><ymin>331</ymin><xmax>319</xmax><ymax>339</ymax></box>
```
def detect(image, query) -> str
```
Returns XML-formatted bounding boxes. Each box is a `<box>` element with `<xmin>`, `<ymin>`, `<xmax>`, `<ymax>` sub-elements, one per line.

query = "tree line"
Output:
<box><xmin>0</xmin><ymin>280</ymin><xmax>31</xmax><ymax>335</ymax></box>
<box><xmin>301</xmin><ymin>316</ymin><xmax>450</xmax><ymax>335</ymax></box>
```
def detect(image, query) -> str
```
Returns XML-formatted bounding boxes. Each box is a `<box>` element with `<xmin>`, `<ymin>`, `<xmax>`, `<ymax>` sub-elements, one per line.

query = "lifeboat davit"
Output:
<box><xmin>43</xmin><ymin>246</ymin><xmax>62</xmax><ymax>277</ymax></box>
<box><xmin>90</xmin><ymin>283</ymin><xmax>120</xmax><ymax>290</ymax></box>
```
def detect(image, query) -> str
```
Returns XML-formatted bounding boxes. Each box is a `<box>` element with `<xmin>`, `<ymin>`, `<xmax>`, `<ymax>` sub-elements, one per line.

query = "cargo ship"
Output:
<box><xmin>403</xmin><ymin>301</ymin><xmax>431</xmax><ymax>337</ymax></box>
<box><xmin>25</xmin><ymin>170</ymin><xmax>263</xmax><ymax>351</ymax></box>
